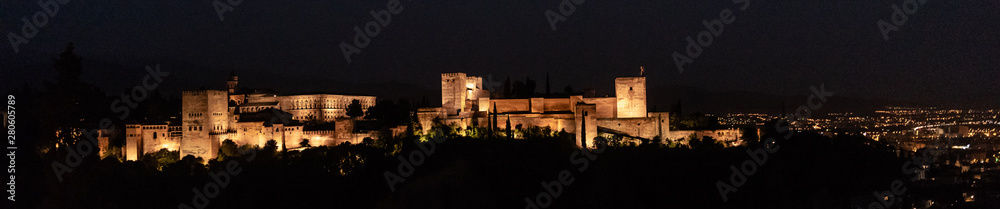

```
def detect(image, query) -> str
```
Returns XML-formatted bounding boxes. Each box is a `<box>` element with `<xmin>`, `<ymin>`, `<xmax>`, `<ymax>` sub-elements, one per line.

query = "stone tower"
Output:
<box><xmin>125</xmin><ymin>124</ymin><xmax>142</xmax><ymax>161</ymax></box>
<box><xmin>180</xmin><ymin>90</ymin><xmax>229</xmax><ymax>160</ymax></box>
<box><xmin>441</xmin><ymin>73</ymin><xmax>467</xmax><ymax>115</ymax></box>
<box><xmin>441</xmin><ymin>73</ymin><xmax>483</xmax><ymax>115</ymax></box>
<box><xmin>227</xmin><ymin>71</ymin><xmax>239</xmax><ymax>94</ymax></box>
<box><xmin>615</xmin><ymin>77</ymin><xmax>647</xmax><ymax>118</ymax></box>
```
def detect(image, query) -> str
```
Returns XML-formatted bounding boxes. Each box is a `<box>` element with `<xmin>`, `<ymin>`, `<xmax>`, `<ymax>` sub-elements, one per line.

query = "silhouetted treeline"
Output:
<box><xmin>18</xmin><ymin>127</ymin><xmax>963</xmax><ymax>209</ymax></box>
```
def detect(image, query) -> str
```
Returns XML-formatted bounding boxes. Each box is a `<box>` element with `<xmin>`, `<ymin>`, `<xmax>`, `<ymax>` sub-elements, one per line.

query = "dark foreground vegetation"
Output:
<box><xmin>18</xmin><ymin>119</ymin><xmax>991</xmax><ymax>209</ymax></box>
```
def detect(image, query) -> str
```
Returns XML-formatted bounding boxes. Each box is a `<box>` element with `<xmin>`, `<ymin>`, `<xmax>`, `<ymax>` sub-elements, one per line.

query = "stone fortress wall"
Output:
<box><xmin>125</xmin><ymin>72</ymin><xmax>374</xmax><ymax>161</ymax></box>
<box><xmin>419</xmin><ymin>72</ymin><xmax>740</xmax><ymax>148</ymax></box>
<box><xmin>124</xmin><ymin>71</ymin><xmax>740</xmax><ymax>161</ymax></box>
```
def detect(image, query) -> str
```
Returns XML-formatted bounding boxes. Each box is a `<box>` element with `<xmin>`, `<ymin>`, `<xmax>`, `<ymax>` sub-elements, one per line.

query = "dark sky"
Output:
<box><xmin>1</xmin><ymin>0</ymin><xmax>998</xmax><ymax>110</ymax></box>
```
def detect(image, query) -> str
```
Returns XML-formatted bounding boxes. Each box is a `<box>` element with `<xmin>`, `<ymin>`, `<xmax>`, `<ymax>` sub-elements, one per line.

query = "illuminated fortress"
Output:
<box><xmin>123</xmin><ymin>71</ymin><xmax>739</xmax><ymax>161</ymax></box>
<box><xmin>125</xmin><ymin>72</ymin><xmax>375</xmax><ymax>161</ymax></box>
<box><xmin>416</xmin><ymin>72</ymin><xmax>737</xmax><ymax>148</ymax></box>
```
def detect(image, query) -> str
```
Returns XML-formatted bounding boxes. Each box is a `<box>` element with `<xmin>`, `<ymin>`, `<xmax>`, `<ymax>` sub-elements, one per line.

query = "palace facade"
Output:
<box><xmin>124</xmin><ymin>72</ymin><xmax>375</xmax><ymax>161</ymax></box>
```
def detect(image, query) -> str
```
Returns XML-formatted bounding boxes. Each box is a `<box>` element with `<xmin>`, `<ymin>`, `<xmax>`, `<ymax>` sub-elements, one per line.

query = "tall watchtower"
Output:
<box><xmin>441</xmin><ymin>73</ymin><xmax>468</xmax><ymax>115</ymax></box>
<box><xmin>180</xmin><ymin>90</ymin><xmax>229</xmax><ymax>160</ymax></box>
<box><xmin>227</xmin><ymin>71</ymin><xmax>239</xmax><ymax>94</ymax></box>
<box><xmin>615</xmin><ymin>77</ymin><xmax>647</xmax><ymax>118</ymax></box>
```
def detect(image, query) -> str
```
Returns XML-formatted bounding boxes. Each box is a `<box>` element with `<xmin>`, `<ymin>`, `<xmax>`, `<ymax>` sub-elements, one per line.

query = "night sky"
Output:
<box><xmin>1</xmin><ymin>0</ymin><xmax>998</xmax><ymax>111</ymax></box>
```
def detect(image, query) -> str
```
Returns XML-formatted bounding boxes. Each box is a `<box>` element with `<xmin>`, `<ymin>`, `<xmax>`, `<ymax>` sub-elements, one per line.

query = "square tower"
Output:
<box><xmin>181</xmin><ymin>90</ymin><xmax>229</xmax><ymax>161</ymax></box>
<box><xmin>125</xmin><ymin>124</ymin><xmax>142</xmax><ymax>161</ymax></box>
<box><xmin>615</xmin><ymin>77</ymin><xmax>647</xmax><ymax>118</ymax></box>
<box><xmin>441</xmin><ymin>73</ymin><xmax>468</xmax><ymax>115</ymax></box>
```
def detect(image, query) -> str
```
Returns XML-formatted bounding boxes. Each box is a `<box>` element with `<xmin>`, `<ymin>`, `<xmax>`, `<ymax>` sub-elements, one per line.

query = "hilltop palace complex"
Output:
<box><xmin>122</xmin><ymin>71</ymin><xmax>739</xmax><ymax>161</ymax></box>
<box><xmin>419</xmin><ymin>73</ymin><xmax>739</xmax><ymax>148</ymax></box>
<box><xmin>124</xmin><ymin>72</ymin><xmax>376</xmax><ymax>161</ymax></box>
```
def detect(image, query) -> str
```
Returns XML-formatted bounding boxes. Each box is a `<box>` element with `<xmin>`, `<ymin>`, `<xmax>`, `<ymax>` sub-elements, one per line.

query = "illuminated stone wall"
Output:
<box><xmin>483</xmin><ymin>113</ymin><xmax>574</xmax><ymax>133</ymax></box>
<box><xmin>615</xmin><ymin>77</ymin><xmax>646</xmax><ymax>118</ymax></box>
<box><xmin>141</xmin><ymin>125</ymin><xmax>177</xmax><ymax>153</ymax></box>
<box><xmin>597</xmin><ymin>117</ymin><xmax>659</xmax><ymax>139</ymax></box>
<box><xmin>303</xmin><ymin>130</ymin><xmax>337</xmax><ymax>146</ymax></box>
<box><xmin>543</xmin><ymin>98</ymin><xmax>571</xmax><ymax>112</ymax></box>
<box><xmin>581</xmin><ymin>97</ymin><xmax>617</xmax><ymax>119</ymax></box>
<box><xmin>489</xmin><ymin>99</ymin><xmax>530</xmax><ymax>113</ymax></box>
<box><xmin>465</xmin><ymin>76</ymin><xmax>484</xmax><ymax>100</ymax></box>
<box><xmin>478</xmin><ymin>97</ymin><xmax>600</xmax><ymax>115</ymax></box>
<box><xmin>530</xmin><ymin>98</ymin><xmax>545</xmax><ymax>113</ymax></box>
<box><xmin>276</xmin><ymin>125</ymin><xmax>305</xmax><ymax>149</ymax></box>
<box><xmin>125</xmin><ymin>124</ymin><xmax>183</xmax><ymax>160</ymax></box>
<box><xmin>229</xmin><ymin>121</ymin><xmax>267</xmax><ymax>147</ymax></box>
<box><xmin>416</xmin><ymin>107</ymin><xmax>447</xmax><ymax>133</ymax></box>
<box><xmin>225</xmin><ymin>122</ymin><xmax>308</xmax><ymax>149</ymax></box>
<box><xmin>647</xmin><ymin>112</ymin><xmax>670</xmax><ymax>139</ymax></box>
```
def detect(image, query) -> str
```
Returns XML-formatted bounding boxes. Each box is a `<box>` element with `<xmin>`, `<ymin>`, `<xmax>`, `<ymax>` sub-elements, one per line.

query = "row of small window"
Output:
<box><xmin>188</xmin><ymin>112</ymin><xmax>226</xmax><ymax>117</ymax></box>
<box><xmin>293</xmin><ymin>115</ymin><xmax>338</xmax><ymax>120</ymax></box>
<box><xmin>187</xmin><ymin>126</ymin><xmax>226</xmax><ymax>131</ymax></box>
<box><xmin>235</xmin><ymin>127</ymin><xmax>300</xmax><ymax>132</ymax></box>
<box><xmin>241</xmin><ymin>107</ymin><xmax>273</xmax><ymax>112</ymax></box>
<box><xmin>291</xmin><ymin>104</ymin><xmax>349</xmax><ymax>109</ymax></box>
<box><xmin>289</xmin><ymin>100</ymin><xmax>372</xmax><ymax>109</ymax></box>
<box><xmin>127</xmin><ymin>132</ymin><xmax>166</xmax><ymax>139</ymax></box>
